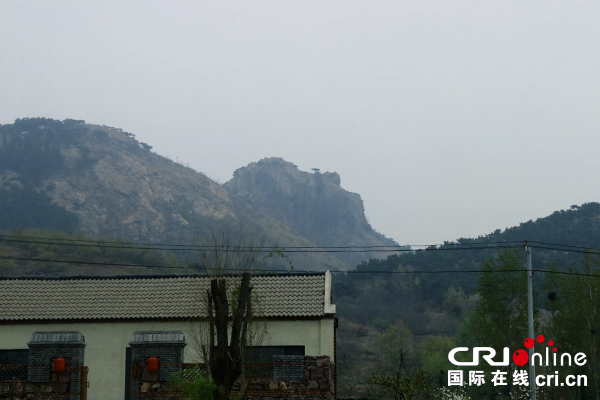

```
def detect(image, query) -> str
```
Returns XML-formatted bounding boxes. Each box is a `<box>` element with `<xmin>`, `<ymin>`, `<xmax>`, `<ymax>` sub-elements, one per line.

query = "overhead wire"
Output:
<box><xmin>0</xmin><ymin>233</ymin><xmax>523</xmax><ymax>251</ymax></box>
<box><xmin>0</xmin><ymin>240</ymin><xmax>518</xmax><ymax>253</ymax></box>
<box><xmin>2</xmin><ymin>233</ymin><xmax>600</xmax><ymax>277</ymax></box>
<box><xmin>528</xmin><ymin>240</ymin><xmax>600</xmax><ymax>251</ymax></box>
<box><xmin>528</xmin><ymin>245</ymin><xmax>600</xmax><ymax>255</ymax></box>
<box><xmin>2</xmin><ymin>253</ymin><xmax>600</xmax><ymax>278</ymax></box>
<box><xmin>0</xmin><ymin>255</ymin><xmax>189</xmax><ymax>269</ymax></box>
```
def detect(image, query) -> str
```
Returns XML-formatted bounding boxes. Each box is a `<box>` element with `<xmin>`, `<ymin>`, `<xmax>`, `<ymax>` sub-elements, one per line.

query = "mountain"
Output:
<box><xmin>333</xmin><ymin>202</ymin><xmax>600</xmax><ymax>336</ymax></box>
<box><xmin>224</xmin><ymin>157</ymin><xmax>401</xmax><ymax>266</ymax></box>
<box><xmin>0</xmin><ymin>118</ymin><xmax>395</xmax><ymax>272</ymax></box>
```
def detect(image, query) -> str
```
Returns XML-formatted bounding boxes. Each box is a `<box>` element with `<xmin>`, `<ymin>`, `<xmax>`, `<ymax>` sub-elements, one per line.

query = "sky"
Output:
<box><xmin>2</xmin><ymin>1</ymin><xmax>600</xmax><ymax>246</ymax></box>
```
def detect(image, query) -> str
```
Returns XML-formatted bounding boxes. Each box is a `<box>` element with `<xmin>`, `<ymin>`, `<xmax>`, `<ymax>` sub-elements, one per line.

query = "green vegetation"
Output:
<box><xmin>0</xmin><ymin>118</ymin><xmax>86</xmax><ymax>233</ymax></box>
<box><xmin>335</xmin><ymin>202</ymin><xmax>600</xmax><ymax>340</ymax></box>
<box><xmin>417</xmin><ymin>336</ymin><xmax>455</xmax><ymax>383</ymax></box>
<box><xmin>1</xmin><ymin>118</ymin><xmax>69</xmax><ymax>182</ymax></box>
<box><xmin>378</xmin><ymin>321</ymin><xmax>414</xmax><ymax>371</ymax></box>
<box><xmin>541</xmin><ymin>254</ymin><xmax>600</xmax><ymax>399</ymax></box>
<box><xmin>454</xmin><ymin>249</ymin><xmax>528</xmax><ymax>399</ymax></box>
<box><xmin>338</xmin><ymin>241</ymin><xmax>600</xmax><ymax>399</ymax></box>
<box><xmin>338</xmin><ymin>203</ymin><xmax>600</xmax><ymax>313</ymax></box>
<box><xmin>366</xmin><ymin>321</ymin><xmax>430</xmax><ymax>400</ymax></box>
<box><xmin>0</xmin><ymin>185</ymin><xmax>79</xmax><ymax>233</ymax></box>
<box><xmin>168</xmin><ymin>366</ymin><xmax>217</xmax><ymax>400</ymax></box>
<box><xmin>367</xmin><ymin>368</ymin><xmax>430</xmax><ymax>400</ymax></box>
<box><xmin>0</xmin><ymin>229</ymin><xmax>185</xmax><ymax>276</ymax></box>
<box><xmin>468</xmin><ymin>249</ymin><xmax>528</xmax><ymax>351</ymax></box>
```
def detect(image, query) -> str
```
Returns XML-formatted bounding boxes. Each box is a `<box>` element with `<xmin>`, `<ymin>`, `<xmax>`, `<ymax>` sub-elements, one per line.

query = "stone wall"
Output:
<box><xmin>239</xmin><ymin>356</ymin><xmax>335</xmax><ymax>400</ymax></box>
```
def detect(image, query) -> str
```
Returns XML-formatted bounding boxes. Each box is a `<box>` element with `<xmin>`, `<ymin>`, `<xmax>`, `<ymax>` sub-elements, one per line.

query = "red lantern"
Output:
<box><xmin>54</xmin><ymin>358</ymin><xmax>66</xmax><ymax>383</ymax></box>
<box><xmin>147</xmin><ymin>357</ymin><xmax>159</xmax><ymax>373</ymax></box>
<box><xmin>54</xmin><ymin>358</ymin><xmax>66</xmax><ymax>374</ymax></box>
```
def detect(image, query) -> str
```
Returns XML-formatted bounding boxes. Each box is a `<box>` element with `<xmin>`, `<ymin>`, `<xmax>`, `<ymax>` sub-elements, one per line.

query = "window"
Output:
<box><xmin>0</xmin><ymin>350</ymin><xmax>28</xmax><ymax>365</ymax></box>
<box><xmin>0</xmin><ymin>350</ymin><xmax>28</xmax><ymax>380</ymax></box>
<box><xmin>246</xmin><ymin>346</ymin><xmax>305</xmax><ymax>362</ymax></box>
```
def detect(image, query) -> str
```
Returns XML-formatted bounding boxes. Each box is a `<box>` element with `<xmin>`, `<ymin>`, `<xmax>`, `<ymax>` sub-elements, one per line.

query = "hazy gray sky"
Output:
<box><xmin>2</xmin><ymin>1</ymin><xmax>600</xmax><ymax>245</ymax></box>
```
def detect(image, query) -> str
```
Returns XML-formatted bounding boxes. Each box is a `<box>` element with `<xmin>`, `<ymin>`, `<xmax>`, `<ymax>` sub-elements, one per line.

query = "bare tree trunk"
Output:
<box><xmin>209</xmin><ymin>273</ymin><xmax>253</xmax><ymax>400</ymax></box>
<box><xmin>240</xmin><ymin>284</ymin><xmax>253</xmax><ymax>400</ymax></box>
<box><xmin>207</xmin><ymin>290</ymin><xmax>215</xmax><ymax>377</ymax></box>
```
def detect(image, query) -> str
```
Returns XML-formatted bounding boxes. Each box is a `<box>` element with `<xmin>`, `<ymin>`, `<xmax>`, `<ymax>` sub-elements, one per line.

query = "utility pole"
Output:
<box><xmin>525</xmin><ymin>242</ymin><xmax>536</xmax><ymax>400</ymax></box>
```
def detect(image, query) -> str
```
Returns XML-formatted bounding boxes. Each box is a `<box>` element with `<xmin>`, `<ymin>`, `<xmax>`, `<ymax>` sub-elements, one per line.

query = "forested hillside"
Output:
<box><xmin>334</xmin><ymin>203</ymin><xmax>600</xmax><ymax>399</ymax></box>
<box><xmin>335</xmin><ymin>202</ymin><xmax>600</xmax><ymax>330</ymax></box>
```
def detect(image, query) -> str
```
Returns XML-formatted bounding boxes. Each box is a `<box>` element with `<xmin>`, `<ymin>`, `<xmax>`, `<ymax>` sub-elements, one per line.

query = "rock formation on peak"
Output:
<box><xmin>225</xmin><ymin>157</ymin><xmax>400</xmax><ymax>266</ymax></box>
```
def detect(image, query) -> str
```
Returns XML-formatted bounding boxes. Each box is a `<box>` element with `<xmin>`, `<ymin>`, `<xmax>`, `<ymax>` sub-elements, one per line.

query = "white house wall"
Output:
<box><xmin>0</xmin><ymin>318</ymin><xmax>335</xmax><ymax>400</ymax></box>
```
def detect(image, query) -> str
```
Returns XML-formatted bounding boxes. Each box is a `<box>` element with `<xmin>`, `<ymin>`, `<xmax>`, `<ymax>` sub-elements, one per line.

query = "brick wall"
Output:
<box><xmin>26</xmin><ymin>331</ymin><xmax>86</xmax><ymax>400</ymax></box>
<box><xmin>273</xmin><ymin>355</ymin><xmax>304</xmax><ymax>381</ymax></box>
<box><xmin>128</xmin><ymin>331</ymin><xmax>186</xmax><ymax>400</ymax></box>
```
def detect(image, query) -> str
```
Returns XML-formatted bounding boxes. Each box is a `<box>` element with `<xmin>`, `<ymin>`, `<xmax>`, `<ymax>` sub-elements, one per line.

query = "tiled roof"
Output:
<box><xmin>0</xmin><ymin>273</ymin><xmax>331</xmax><ymax>322</ymax></box>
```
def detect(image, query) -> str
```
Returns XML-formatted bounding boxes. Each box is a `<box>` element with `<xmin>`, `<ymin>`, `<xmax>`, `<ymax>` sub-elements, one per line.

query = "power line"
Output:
<box><xmin>2</xmin><ymin>254</ymin><xmax>600</xmax><ymax>278</ymax></box>
<box><xmin>529</xmin><ymin>245</ymin><xmax>600</xmax><ymax>255</ymax></box>
<box><xmin>0</xmin><ymin>233</ymin><xmax>522</xmax><ymax>251</ymax></box>
<box><xmin>0</xmin><ymin>245</ymin><xmax>517</xmax><ymax>271</ymax></box>
<box><xmin>0</xmin><ymin>239</ymin><xmax>523</xmax><ymax>254</ymax></box>
<box><xmin>0</xmin><ymin>240</ymin><xmax>518</xmax><ymax>253</ymax></box>
<box><xmin>0</xmin><ymin>255</ymin><xmax>190</xmax><ymax>270</ymax></box>
<box><xmin>528</xmin><ymin>241</ymin><xmax>600</xmax><ymax>252</ymax></box>
<box><xmin>3</xmin><ymin>234</ymin><xmax>600</xmax><ymax>277</ymax></box>
<box><xmin>334</xmin><ymin>269</ymin><xmax>600</xmax><ymax>278</ymax></box>
<box><xmin>4</xmin><ymin>233</ymin><xmax>595</xmax><ymax>255</ymax></box>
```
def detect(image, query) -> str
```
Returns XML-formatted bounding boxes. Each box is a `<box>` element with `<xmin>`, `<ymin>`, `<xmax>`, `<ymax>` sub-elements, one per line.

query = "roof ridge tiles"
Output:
<box><xmin>0</xmin><ymin>271</ymin><xmax>326</xmax><ymax>280</ymax></box>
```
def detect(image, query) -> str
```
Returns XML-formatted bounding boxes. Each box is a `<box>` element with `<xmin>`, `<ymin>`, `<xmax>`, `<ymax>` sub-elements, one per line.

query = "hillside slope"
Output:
<box><xmin>0</xmin><ymin>118</ymin><xmax>351</xmax><ymax>271</ymax></box>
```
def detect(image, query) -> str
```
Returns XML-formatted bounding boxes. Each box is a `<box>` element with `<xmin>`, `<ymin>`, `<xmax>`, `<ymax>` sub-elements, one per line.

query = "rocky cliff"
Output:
<box><xmin>224</xmin><ymin>158</ymin><xmax>400</xmax><ymax>266</ymax></box>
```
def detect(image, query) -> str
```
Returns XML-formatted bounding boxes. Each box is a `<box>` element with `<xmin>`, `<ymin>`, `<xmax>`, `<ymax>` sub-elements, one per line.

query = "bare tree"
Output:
<box><xmin>188</xmin><ymin>225</ymin><xmax>272</xmax><ymax>400</ymax></box>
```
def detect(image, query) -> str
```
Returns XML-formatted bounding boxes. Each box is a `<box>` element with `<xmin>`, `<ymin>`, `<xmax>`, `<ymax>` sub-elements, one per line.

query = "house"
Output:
<box><xmin>0</xmin><ymin>271</ymin><xmax>337</xmax><ymax>400</ymax></box>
